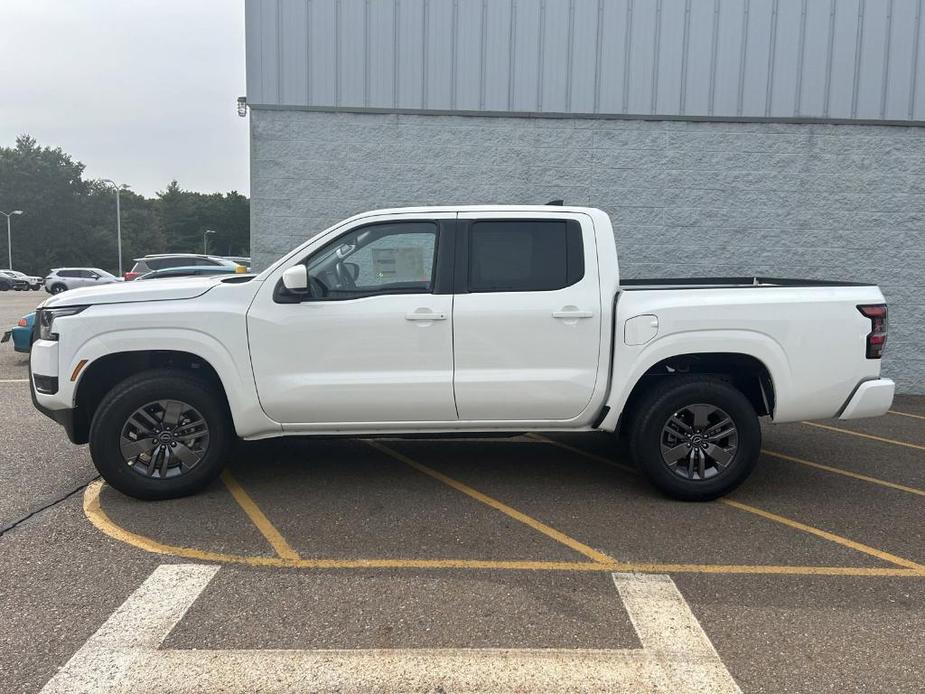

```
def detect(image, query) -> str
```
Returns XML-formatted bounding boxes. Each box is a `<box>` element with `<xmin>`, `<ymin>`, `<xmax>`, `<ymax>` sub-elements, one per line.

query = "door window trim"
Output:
<box><xmin>453</xmin><ymin>218</ymin><xmax>586</xmax><ymax>294</ymax></box>
<box><xmin>274</xmin><ymin>219</ymin><xmax>455</xmax><ymax>304</ymax></box>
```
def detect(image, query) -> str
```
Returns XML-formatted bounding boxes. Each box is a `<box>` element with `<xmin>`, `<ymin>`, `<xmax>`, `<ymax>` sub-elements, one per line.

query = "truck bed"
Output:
<box><xmin>619</xmin><ymin>277</ymin><xmax>877</xmax><ymax>291</ymax></box>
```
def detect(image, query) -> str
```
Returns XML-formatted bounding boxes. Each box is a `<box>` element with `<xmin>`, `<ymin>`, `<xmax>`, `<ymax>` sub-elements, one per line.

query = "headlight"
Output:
<box><xmin>37</xmin><ymin>306</ymin><xmax>87</xmax><ymax>341</ymax></box>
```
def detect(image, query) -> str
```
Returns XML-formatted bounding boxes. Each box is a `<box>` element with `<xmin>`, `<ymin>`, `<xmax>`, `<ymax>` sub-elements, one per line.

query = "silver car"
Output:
<box><xmin>44</xmin><ymin>268</ymin><xmax>118</xmax><ymax>294</ymax></box>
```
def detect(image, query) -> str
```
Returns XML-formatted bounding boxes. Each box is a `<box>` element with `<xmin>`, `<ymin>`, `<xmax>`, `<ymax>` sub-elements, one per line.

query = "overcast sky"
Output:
<box><xmin>0</xmin><ymin>0</ymin><xmax>249</xmax><ymax>197</ymax></box>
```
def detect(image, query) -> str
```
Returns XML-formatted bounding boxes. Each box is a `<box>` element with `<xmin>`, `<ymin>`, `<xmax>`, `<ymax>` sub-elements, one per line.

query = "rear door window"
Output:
<box><xmin>467</xmin><ymin>220</ymin><xmax>584</xmax><ymax>292</ymax></box>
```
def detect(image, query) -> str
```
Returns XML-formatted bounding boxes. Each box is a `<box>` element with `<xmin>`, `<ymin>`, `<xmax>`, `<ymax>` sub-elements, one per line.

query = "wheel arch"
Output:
<box><xmin>602</xmin><ymin>341</ymin><xmax>784</xmax><ymax>434</ymax></box>
<box><xmin>71</xmin><ymin>350</ymin><xmax>231</xmax><ymax>445</ymax></box>
<box><xmin>623</xmin><ymin>352</ymin><xmax>774</xmax><ymax>424</ymax></box>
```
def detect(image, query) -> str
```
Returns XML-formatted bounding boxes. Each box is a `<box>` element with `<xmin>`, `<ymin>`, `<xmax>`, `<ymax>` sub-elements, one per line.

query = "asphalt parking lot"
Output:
<box><xmin>1</xmin><ymin>291</ymin><xmax>923</xmax><ymax>693</ymax></box>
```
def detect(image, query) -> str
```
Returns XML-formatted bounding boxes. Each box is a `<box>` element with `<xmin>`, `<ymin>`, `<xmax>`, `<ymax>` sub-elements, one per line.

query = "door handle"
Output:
<box><xmin>405</xmin><ymin>311</ymin><xmax>447</xmax><ymax>321</ymax></box>
<box><xmin>553</xmin><ymin>310</ymin><xmax>593</xmax><ymax>319</ymax></box>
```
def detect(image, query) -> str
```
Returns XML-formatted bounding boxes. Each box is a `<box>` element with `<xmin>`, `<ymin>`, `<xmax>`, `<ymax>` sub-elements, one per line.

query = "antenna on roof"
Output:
<box><xmin>546</xmin><ymin>199</ymin><xmax>564</xmax><ymax>206</ymax></box>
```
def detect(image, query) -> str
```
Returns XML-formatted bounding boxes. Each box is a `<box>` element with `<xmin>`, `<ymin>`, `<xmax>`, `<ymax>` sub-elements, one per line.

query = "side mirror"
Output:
<box><xmin>90</xmin><ymin>273</ymin><xmax>100</xmax><ymax>280</ymax></box>
<box><xmin>343</xmin><ymin>262</ymin><xmax>360</xmax><ymax>282</ymax></box>
<box><xmin>281</xmin><ymin>265</ymin><xmax>309</xmax><ymax>292</ymax></box>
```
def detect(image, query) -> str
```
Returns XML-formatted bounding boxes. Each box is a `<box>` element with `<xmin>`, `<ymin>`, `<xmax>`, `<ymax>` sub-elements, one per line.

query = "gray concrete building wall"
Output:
<box><xmin>251</xmin><ymin>108</ymin><xmax>925</xmax><ymax>393</ymax></box>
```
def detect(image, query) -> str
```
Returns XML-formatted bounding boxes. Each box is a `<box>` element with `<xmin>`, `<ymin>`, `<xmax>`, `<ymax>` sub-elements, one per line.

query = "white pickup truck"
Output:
<box><xmin>30</xmin><ymin>205</ymin><xmax>894</xmax><ymax>501</ymax></box>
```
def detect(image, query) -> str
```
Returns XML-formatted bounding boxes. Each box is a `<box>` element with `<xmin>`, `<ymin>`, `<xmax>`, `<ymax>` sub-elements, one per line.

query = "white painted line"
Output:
<box><xmin>0</xmin><ymin>378</ymin><xmax>28</xmax><ymax>383</ymax></box>
<box><xmin>40</xmin><ymin>565</ymin><xmax>740</xmax><ymax>693</ymax></box>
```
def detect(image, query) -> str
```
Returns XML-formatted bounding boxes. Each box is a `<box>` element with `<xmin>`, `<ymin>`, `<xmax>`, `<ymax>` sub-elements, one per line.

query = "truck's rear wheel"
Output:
<box><xmin>628</xmin><ymin>375</ymin><xmax>760</xmax><ymax>501</ymax></box>
<box><xmin>89</xmin><ymin>369</ymin><xmax>233</xmax><ymax>500</ymax></box>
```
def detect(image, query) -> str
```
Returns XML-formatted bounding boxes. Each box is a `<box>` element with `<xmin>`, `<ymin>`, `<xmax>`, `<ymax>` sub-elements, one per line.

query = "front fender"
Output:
<box><xmin>66</xmin><ymin>328</ymin><xmax>280</xmax><ymax>439</ymax></box>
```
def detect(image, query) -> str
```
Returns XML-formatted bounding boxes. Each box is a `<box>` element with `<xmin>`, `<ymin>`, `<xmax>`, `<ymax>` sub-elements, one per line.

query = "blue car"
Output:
<box><xmin>1</xmin><ymin>311</ymin><xmax>35</xmax><ymax>353</ymax></box>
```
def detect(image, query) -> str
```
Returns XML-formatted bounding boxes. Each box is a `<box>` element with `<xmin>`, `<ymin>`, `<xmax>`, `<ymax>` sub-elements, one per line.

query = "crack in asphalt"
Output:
<box><xmin>0</xmin><ymin>476</ymin><xmax>99</xmax><ymax>538</ymax></box>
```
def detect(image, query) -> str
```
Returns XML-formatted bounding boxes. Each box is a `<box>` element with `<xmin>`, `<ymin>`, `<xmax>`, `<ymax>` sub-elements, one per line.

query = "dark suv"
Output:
<box><xmin>124</xmin><ymin>254</ymin><xmax>242</xmax><ymax>281</ymax></box>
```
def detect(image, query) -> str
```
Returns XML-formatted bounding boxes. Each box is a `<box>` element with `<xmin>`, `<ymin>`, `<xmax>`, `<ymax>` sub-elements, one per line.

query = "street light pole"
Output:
<box><xmin>101</xmin><ymin>180</ymin><xmax>129</xmax><ymax>276</ymax></box>
<box><xmin>204</xmin><ymin>229</ymin><xmax>216</xmax><ymax>255</ymax></box>
<box><xmin>0</xmin><ymin>209</ymin><xmax>24</xmax><ymax>269</ymax></box>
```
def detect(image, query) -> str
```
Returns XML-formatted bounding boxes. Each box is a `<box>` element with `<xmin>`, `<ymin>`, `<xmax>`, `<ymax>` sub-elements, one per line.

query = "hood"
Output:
<box><xmin>42</xmin><ymin>275</ymin><xmax>234</xmax><ymax>308</ymax></box>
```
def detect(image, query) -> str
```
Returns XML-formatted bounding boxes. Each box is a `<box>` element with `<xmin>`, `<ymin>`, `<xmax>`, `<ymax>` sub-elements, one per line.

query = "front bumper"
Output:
<box><xmin>839</xmin><ymin>378</ymin><xmax>895</xmax><ymax>420</ymax></box>
<box><xmin>29</xmin><ymin>364</ymin><xmax>81</xmax><ymax>443</ymax></box>
<box><xmin>31</xmin><ymin>385</ymin><xmax>80</xmax><ymax>442</ymax></box>
<box><xmin>29</xmin><ymin>335</ymin><xmax>85</xmax><ymax>444</ymax></box>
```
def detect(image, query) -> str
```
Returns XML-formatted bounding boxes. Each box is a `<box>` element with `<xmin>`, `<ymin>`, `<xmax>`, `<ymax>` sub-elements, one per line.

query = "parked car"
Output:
<box><xmin>137</xmin><ymin>265</ymin><xmax>243</xmax><ymax>280</ymax></box>
<box><xmin>29</xmin><ymin>205</ymin><xmax>893</xmax><ymax>502</ymax></box>
<box><xmin>44</xmin><ymin>268</ymin><xmax>118</xmax><ymax>294</ymax></box>
<box><xmin>123</xmin><ymin>254</ymin><xmax>246</xmax><ymax>281</ymax></box>
<box><xmin>1</xmin><ymin>311</ymin><xmax>35</xmax><ymax>353</ymax></box>
<box><xmin>1</xmin><ymin>270</ymin><xmax>42</xmax><ymax>290</ymax></box>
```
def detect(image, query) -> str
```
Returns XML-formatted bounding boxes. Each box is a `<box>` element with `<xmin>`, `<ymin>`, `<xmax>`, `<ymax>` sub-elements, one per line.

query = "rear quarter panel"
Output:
<box><xmin>606</xmin><ymin>284</ymin><xmax>886</xmax><ymax>424</ymax></box>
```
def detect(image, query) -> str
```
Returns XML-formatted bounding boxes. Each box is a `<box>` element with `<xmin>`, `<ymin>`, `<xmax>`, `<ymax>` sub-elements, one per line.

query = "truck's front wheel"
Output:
<box><xmin>89</xmin><ymin>369</ymin><xmax>233</xmax><ymax>500</ymax></box>
<box><xmin>628</xmin><ymin>375</ymin><xmax>760</xmax><ymax>501</ymax></box>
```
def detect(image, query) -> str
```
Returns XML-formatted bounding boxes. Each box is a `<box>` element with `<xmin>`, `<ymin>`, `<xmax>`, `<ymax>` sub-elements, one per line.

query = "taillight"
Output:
<box><xmin>17</xmin><ymin>318</ymin><xmax>28</xmax><ymax>327</ymax></box>
<box><xmin>858</xmin><ymin>304</ymin><xmax>887</xmax><ymax>359</ymax></box>
<box><xmin>123</xmin><ymin>272</ymin><xmax>139</xmax><ymax>281</ymax></box>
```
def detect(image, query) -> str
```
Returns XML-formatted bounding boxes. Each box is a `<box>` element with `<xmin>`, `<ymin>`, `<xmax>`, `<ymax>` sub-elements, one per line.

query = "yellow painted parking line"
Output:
<box><xmin>612</xmin><ymin>563</ymin><xmax>924</xmax><ymax>577</ymax></box>
<box><xmin>526</xmin><ymin>433</ymin><xmax>634</xmax><ymax>471</ymax></box>
<box><xmin>82</xmin><ymin>481</ymin><xmax>925</xmax><ymax>577</ymax></box>
<box><xmin>221</xmin><ymin>471</ymin><xmax>301</xmax><ymax>561</ymax></box>
<box><xmin>528</xmin><ymin>434</ymin><xmax>925</xmax><ymax>569</ymax></box>
<box><xmin>889</xmin><ymin>409</ymin><xmax>925</xmax><ymax>421</ymax></box>
<box><xmin>0</xmin><ymin>378</ymin><xmax>28</xmax><ymax>383</ymax></box>
<box><xmin>721</xmin><ymin>499</ymin><xmax>924</xmax><ymax>570</ymax></box>
<box><xmin>802</xmin><ymin>421</ymin><xmax>925</xmax><ymax>452</ymax></box>
<box><xmin>540</xmin><ymin>435</ymin><xmax>925</xmax><ymax>497</ymax></box>
<box><xmin>365</xmin><ymin>440</ymin><xmax>620</xmax><ymax>566</ymax></box>
<box><xmin>762</xmin><ymin>449</ymin><xmax>925</xmax><ymax>497</ymax></box>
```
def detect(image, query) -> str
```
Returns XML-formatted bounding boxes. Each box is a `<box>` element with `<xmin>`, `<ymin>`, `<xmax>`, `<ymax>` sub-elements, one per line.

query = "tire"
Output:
<box><xmin>50</xmin><ymin>283</ymin><xmax>67</xmax><ymax>294</ymax></box>
<box><xmin>32</xmin><ymin>285</ymin><xmax>41</xmax><ymax>291</ymax></box>
<box><xmin>628</xmin><ymin>375</ymin><xmax>760</xmax><ymax>501</ymax></box>
<box><xmin>89</xmin><ymin>369</ymin><xmax>233</xmax><ymax>500</ymax></box>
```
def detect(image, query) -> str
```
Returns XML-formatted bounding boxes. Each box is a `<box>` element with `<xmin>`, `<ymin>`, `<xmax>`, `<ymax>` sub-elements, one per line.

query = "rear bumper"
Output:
<box><xmin>839</xmin><ymin>378</ymin><xmax>895</xmax><ymax>420</ymax></box>
<box><xmin>11</xmin><ymin>326</ymin><xmax>32</xmax><ymax>352</ymax></box>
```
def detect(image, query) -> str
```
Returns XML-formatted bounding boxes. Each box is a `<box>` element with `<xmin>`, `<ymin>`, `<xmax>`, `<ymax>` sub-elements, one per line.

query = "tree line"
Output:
<box><xmin>0</xmin><ymin>135</ymin><xmax>249</xmax><ymax>276</ymax></box>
